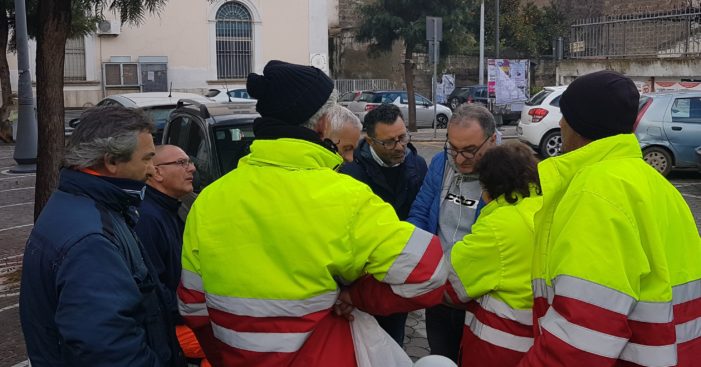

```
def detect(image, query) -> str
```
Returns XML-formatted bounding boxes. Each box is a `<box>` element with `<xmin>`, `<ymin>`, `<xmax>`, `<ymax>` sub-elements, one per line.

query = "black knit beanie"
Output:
<box><xmin>246</xmin><ymin>60</ymin><xmax>334</xmax><ymax>125</ymax></box>
<box><xmin>560</xmin><ymin>70</ymin><xmax>640</xmax><ymax>140</ymax></box>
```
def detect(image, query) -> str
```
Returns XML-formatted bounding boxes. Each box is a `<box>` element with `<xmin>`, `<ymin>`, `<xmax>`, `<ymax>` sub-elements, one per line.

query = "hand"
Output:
<box><xmin>333</xmin><ymin>289</ymin><xmax>355</xmax><ymax>321</ymax></box>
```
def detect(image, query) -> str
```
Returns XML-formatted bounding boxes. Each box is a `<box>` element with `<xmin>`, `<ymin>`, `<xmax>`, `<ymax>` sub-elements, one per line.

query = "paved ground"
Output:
<box><xmin>0</xmin><ymin>126</ymin><xmax>700</xmax><ymax>366</ymax></box>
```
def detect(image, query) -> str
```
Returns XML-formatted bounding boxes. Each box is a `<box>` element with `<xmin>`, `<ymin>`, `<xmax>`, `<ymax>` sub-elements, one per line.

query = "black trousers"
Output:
<box><xmin>375</xmin><ymin>312</ymin><xmax>409</xmax><ymax>346</ymax></box>
<box><xmin>425</xmin><ymin>304</ymin><xmax>465</xmax><ymax>362</ymax></box>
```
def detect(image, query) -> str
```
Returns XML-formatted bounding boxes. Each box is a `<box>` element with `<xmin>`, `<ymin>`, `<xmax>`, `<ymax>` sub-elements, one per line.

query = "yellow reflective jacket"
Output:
<box><xmin>179</xmin><ymin>138</ymin><xmax>446</xmax><ymax>366</ymax></box>
<box><xmin>520</xmin><ymin>134</ymin><xmax>701</xmax><ymax>367</ymax></box>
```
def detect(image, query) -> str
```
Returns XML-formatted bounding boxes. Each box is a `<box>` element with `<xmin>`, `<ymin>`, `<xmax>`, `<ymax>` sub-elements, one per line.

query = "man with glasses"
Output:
<box><xmin>340</xmin><ymin>103</ymin><xmax>428</xmax><ymax>346</ymax></box>
<box><xmin>407</xmin><ymin>104</ymin><xmax>498</xmax><ymax>362</ymax></box>
<box><xmin>135</xmin><ymin>145</ymin><xmax>205</xmax><ymax>366</ymax></box>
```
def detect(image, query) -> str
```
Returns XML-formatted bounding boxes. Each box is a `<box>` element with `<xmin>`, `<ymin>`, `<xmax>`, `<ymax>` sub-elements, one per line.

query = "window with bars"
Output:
<box><xmin>64</xmin><ymin>37</ymin><xmax>86</xmax><ymax>81</ymax></box>
<box><xmin>216</xmin><ymin>2</ymin><xmax>252</xmax><ymax>80</ymax></box>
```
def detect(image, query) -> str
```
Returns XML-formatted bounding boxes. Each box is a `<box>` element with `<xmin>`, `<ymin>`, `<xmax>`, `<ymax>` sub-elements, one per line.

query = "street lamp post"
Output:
<box><xmin>10</xmin><ymin>0</ymin><xmax>38</xmax><ymax>174</ymax></box>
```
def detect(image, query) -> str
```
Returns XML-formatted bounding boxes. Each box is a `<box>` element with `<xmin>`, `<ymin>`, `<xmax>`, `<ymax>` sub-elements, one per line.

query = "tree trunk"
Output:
<box><xmin>0</xmin><ymin>11</ymin><xmax>12</xmax><ymax>142</ymax></box>
<box><xmin>34</xmin><ymin>0</ymin><xmax>70</xmax><ymax>220</ymax></box>
<box><xmin>404</xmin><ymin>43</ymin><xmax>417</xmax><ymax>132</ymax></box>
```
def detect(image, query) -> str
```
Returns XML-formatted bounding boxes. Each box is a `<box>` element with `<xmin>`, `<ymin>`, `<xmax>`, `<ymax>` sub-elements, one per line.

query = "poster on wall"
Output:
<box><xmin>654</xmin><ymin>81</ymin><xmax>701</xmax><ymax>91</ymax></box>
<box><xmin>487</xmin><ymin>59</ymin><xmax>530</xmax><ymax>105</ymax></box>
<box><xmin>436</xmin><ymin>74</ymin><xmax>455</xmax><ymax>104</ymax></box>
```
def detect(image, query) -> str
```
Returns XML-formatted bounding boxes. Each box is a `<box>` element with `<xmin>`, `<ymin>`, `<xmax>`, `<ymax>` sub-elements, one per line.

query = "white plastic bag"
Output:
<box><xmin>350</xmin><ymin>309</ymin><xmax>413</xmax><ymax>367</ymax></box>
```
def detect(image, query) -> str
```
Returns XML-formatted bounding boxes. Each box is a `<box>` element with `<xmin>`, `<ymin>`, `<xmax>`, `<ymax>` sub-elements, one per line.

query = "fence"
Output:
<box><xmin>334</xmin><ymin>79</ymin><xmax>393</xmax><ymax>93</ymax></box>
<box><xmin>569</xmin><ymin>6</ymin><xmax>701</xmax><ymax>58</ymax></box>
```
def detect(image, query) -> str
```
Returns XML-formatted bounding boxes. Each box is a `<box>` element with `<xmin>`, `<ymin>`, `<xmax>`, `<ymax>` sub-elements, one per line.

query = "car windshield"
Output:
<box><xmin>526</xmin><ymin>89</ymin><xmax>553</xmax><ymax>106</ymax></box>
<box><xmin>213</xmin><ymin>124</ymin><xmax>255</xmax><ymax>174</ymax></box>
<box><xmin>456</xmin><ymin>88</ymin><xmax>473</xmax><ymax>97</ymax></box>
<box><xmin>144</xmin><ymin>106</ymin><xmax>176</xmax><ymax>129</ymax></box>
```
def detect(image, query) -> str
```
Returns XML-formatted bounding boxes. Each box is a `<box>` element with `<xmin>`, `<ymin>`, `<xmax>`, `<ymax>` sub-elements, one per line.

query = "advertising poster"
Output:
<box><xmin>487</xmin><ymin>59</ymin><xmax>530</xmax><ymax>105</ymax></box>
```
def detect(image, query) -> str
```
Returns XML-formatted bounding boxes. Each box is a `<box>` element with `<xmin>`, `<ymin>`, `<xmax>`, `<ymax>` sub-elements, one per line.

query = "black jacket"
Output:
<box><xmin>340</xmin><ymin>140</ymin><xmax>427</xmax><ymax>220</ymax></box>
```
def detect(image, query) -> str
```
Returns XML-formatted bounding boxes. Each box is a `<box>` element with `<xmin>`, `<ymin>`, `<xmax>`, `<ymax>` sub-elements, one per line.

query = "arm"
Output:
<box><xmin>345</xmin><ymin>191</ymin><xmax>448</xmax><ymax>315</ymax></box>
<box><xmin>178</xmin><ymin>203</ymin><xmax>222</xmax><ymax>366</ymax></box>
<box><xmin>54</xmin><ymin>235</ymin><xmax>160</xmax><ymax>367</ymax></box>
<box><xmin>519</xmin><ymin>192</ymin><xmax>647</xmax><ymax>367</ymax></box>
<box><xmin>407</xmin><ymin>153</ymin><xmax>444</xmax><ymax>231</ymax></box>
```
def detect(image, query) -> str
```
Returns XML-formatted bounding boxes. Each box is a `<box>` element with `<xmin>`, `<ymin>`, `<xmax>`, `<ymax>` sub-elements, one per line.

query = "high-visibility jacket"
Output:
<box><xmin>518</xmin><ymin>134</ymin><xmax>701</xmax><ymax>367</ymax></box>
<box><xmin>446</xmin><ymin>190</ymin><xmax>542</xmax><ymax>367</ymax></box>
<box><xmin>178</xmin><ymin>138</ymin><xmax>447</xmax><ymax>367</ymax></box>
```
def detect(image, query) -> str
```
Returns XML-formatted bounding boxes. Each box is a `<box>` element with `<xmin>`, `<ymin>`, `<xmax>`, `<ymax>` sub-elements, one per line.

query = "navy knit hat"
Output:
<box><xmin>246</xmin><ymin>60</ymin><xmax>334</xmax><ymax>125</ymax></box>
<box><xmin>560</xmin><ymin>70</ymin><xmax>640</xmax><ymax>140</ymax></box>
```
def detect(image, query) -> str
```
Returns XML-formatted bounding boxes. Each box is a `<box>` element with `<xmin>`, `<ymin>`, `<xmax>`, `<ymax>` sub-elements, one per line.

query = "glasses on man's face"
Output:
<box><xmin>445</xmin><ymin>135</ymin><xmax>491</xmax><ymax>160</ymax></box>
<box><xmin>155</xmin><ymin>158</ymin><xmax>193</xmax><ymax>169</ymax></box>
<box><xmin>370</xmin><ymin>134</ymin><xmax>411</xmax><ymax>149</ymax></box>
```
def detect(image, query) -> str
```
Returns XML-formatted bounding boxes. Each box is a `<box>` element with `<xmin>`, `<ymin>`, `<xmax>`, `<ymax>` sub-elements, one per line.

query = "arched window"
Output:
<box><xmin>216</xmin><ymin>2</ymin><xmax>252</xmax><ymax>79</ymax></box>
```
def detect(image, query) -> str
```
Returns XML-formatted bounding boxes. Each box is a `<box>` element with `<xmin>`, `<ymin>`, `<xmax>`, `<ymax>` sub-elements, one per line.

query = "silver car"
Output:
<box><xmin>636</xmin><ymin>90</ymin><xmax>701</xmax><ymax>176</ymax></box>
<box><xmin>346</xmin><ymin>90</ymin><xmax>452</xmax><ymax>128</ymax></box>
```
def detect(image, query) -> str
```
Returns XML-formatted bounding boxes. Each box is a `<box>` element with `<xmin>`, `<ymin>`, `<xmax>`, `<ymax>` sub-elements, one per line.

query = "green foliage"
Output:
<box><xmin>355</xmin><ymin>0</ymin><xmax>476</xmax><ymax>57</ymax></box>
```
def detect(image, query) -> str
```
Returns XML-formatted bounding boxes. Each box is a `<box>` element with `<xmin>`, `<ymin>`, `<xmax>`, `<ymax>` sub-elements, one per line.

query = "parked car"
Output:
<box><xmin>81</xmin><ymin>92</ymin><xmax>213</xmax><ymax>143</ymax></box>
<box><xmin>347</xmin><ymin>90</ymin><xmax>452</xmax><ymax>128</ymax></box>
<box><xmin>516</xmin><ymin>85</ymin><xmax>567</xmax><ymax>158</ymax></box>
<box><xmin>162</xmin><ymin>99</ymin><xmax>259</xmax><ymax>193</ymax></box>
<box><xmin>446</xmin><ymin>84</ymin><xmax>521</xmax><ymax>124</ymax></box>
<box><xmin>338</xmin><ymin>90</ymin><xmax>361</xmax><ymax>108</ymax></box>
<box><xmin>636</xmin><ymin>90</ymin><xmax>701</xmax><ymax>176</ymax></box>
<box><xmin>204</xmin><ymin>87</ymin><xmax>256</xmax><ymax>103</ymax></box>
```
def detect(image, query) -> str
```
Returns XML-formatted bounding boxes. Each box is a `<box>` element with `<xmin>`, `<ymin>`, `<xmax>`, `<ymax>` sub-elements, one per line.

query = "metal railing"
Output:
<box><xmin>334</xmin><ymin>79</ymin><xmax>393</xmax><ymax>93</ymax></box>
<box><xmin>569</xmin><ymin>6</ymin><xmax>701</xmax><ymax>58</ymax></box>
<box><xmin>215</xmin><ymin>2</ymin><xmax>252</xmax><ymax>79</ymax></box>
<box><xmin>64</xmin><ymin>37</ymin><xmax>86</xmax><ymax>81</ymax></box>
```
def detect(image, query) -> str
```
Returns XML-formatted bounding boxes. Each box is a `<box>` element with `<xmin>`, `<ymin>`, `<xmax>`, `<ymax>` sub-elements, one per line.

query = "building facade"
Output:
<box><xmin>8</xmin><ymin>0</ymin><xmax>329</xmax><ymax>107</ymax></box>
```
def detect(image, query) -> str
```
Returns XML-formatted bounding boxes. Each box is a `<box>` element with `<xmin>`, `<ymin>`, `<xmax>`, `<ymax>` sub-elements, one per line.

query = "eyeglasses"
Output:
<box><xmin>445</xmin><ymin>135</ymin><xmax>491</xmax><ymax>160</ymax></box>
<box><xmin>155</xmin><ymin>158</ymin><xmax>193</xmax><ymax>169</ymax></box>
<box><xmin>369</xmin><ymin>134</ymin><xmax>411</xmax><ymax>149</ymax></box>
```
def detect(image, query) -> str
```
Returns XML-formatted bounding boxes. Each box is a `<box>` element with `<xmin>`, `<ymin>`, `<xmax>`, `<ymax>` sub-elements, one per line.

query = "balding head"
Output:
<box><xmin>149</xmin><ymin>145</ymin><xmax>196</xmax><ymax>198</ymax></box>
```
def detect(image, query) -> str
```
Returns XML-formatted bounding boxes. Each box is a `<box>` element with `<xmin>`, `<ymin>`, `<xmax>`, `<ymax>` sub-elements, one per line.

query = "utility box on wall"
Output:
<box><xmin>139</xmin><ymin>56</ymin><xmax>168</xmax><ymax>92</ymax></box>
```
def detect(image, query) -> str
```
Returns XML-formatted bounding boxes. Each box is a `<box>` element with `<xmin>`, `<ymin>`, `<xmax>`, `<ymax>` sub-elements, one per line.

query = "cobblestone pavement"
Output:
<box><xmin>1</xmin><ymin>130</ymin><xmax>700</xmax><ymax>365</ymax></box>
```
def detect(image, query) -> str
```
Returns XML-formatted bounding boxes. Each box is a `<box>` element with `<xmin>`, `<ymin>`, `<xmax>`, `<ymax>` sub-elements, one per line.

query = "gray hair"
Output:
<box><xmin>449</xmin><ymin>104</ymin><xmax>496</xmax><ymax>138</ymax></box>
<box><xmin>302</xmin><ymin>89</ymin><xmax>339</xmax><ymax>130</ymax></box>
<box><xmin>64</xmin><ymin>106</ymin><xmax>154</xmax><ymax>169</ymax></box>
<box><xmin>326</xmin><ymin>105</ymin><xmax>362</xmax><ymax>134</ymax></box>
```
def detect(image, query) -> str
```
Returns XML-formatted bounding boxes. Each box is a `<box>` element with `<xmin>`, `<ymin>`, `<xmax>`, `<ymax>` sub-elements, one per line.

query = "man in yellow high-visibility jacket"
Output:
<box><xmin>177</xmin><ymin>60</ymin><xmax>447</xmax><ymax>367</ymax></box>
<box><xmin>519</xmin><ymin>70</ymin><xmax>701</xmax><ymax>367</ymax></box>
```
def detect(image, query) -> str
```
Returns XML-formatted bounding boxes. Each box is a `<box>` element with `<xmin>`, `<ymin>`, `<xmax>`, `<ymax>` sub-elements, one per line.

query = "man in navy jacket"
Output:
<box><xmin>340</xmin><ymin>103</ymin><xmax>427</xmax><ymax>345</ymax></box>
<box><xmin>20</xmin><ymin>106</ymin><xmax>182</xmax><ymax>367</ymax></box>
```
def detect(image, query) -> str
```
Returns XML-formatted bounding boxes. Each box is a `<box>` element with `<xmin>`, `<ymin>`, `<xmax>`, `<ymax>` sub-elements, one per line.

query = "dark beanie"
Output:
<box><xmin>560</xmin><ymin>70</ymin><xmax>640</xmax><ymax>140</ymax></box>
<box><xmin>246</xmin><ymin>60</ymin><xmax>334</xmax><ymax>125</ymax></box>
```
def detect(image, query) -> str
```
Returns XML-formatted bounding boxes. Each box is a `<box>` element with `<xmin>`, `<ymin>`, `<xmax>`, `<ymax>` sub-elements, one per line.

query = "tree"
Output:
<box><xmin>355</xmin><ymin>0</ymin><xmax>473</xmax><ymax>132</ymax></box>
<box><xmin>0</xmin><ymin>0</ymin><xmax>14</xmax><ymax>142</ymax></box>
<box><xmin>32</xmin><ymin>0</ymin><xmax>166</xmax><ymax>220</ymax></box>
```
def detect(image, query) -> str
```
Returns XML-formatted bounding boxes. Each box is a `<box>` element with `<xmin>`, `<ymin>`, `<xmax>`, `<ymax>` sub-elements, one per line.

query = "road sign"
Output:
<box><xmin>426</xmin><ymin>17</ymin><xmax>442</xmax><ymax>41</ymax></box>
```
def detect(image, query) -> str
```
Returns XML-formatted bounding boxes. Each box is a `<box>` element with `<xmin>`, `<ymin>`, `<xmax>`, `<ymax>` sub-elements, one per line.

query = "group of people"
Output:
<box><xmin>18</xmin><ymin>59</ymin><xmax>701</xmax><ymax>367</ymax></box>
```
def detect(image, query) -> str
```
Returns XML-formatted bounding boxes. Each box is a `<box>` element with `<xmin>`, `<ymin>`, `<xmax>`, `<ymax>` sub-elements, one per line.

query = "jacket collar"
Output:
<box><xmin>244</xmin><ymin>138</ymin><xmax>343</xmax><ymax>170</ymax></box>
<box><xmin>144</xmin><ymin>185</ymin><xmax>181</xmax><ymax>213</ymax></box>
<box><xmin>59</xmin><ymin>168</ymin><xmax>145</xmax><ymax>216</ymax></box>
<box><xmin>538</xmin><ymin>133</ymin><xmax>641</xmax><ymax>199</ymax></box>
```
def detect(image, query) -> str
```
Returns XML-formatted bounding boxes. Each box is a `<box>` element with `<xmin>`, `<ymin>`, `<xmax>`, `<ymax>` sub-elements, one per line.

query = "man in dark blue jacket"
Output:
<box><xmin>20</xmin><ymin>106</ymin><xmax>183</xmax><ymax>367</ymax></box>
<box><xmin>340</xmin><ymin>103</ymin><xmax>427</xmax><ymax>345</ymax></box>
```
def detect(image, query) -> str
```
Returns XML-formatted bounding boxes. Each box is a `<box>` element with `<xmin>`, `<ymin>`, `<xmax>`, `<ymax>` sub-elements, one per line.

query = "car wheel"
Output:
<box><xmin>539</xmin><ymin>130</ymin><xmax>562</xmax><ymax>158</ymax></box>
<box><xmin>450</xmin><ymin>98</ymin><xmax>461</xmax><ymax>111</ymax></box>
<box><xmin>643</xmin><ymin>146</ymin><xmax>673</xmax><ymax>176</ymax></box>
<box><xmin>436</xmin><ymin>114</ymin><xmax>448</xmax><ymax>129</ymax></box>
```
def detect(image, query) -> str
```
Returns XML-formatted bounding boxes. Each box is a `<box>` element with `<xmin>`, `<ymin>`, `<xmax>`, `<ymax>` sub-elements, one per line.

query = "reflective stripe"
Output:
<box><xmin>629</xmin><ymin>301</ymin><xmax>673</xmax><ymax>323</ymax></box>
<box><xmin>553</xmin><ymin>275</ymin><xmax>635</xmax><ymax>315</ymax></box>
<box><xmin>478</xmin><ymin>296</ymin><xmax>533</xmax><ymax>326</ymax></box>
<box><xmin>390</xmin><ymin>256</ymin><xmax>448</xmax><ymax>298</ymax></box>
<box><xmin>465</xmin><ymin>311</ymin><xmax>534</xmax><ymax>352</ymax></box>
<box><xmin>532</xmin><ymin>278</ymin><xmax>553</xmax><ymax>304</ymax></box>
<box><xmin>181</xmin><ymin>269</ymin><xmax>204</xmax><ymax>292</ymax></box>
<box><xmin>211</xmin><ymin>322</ymin><xmax>309</xmax><ymax>353</ymax></box>
<box><xmin>384</xmin><ymin>228</ymin><xmax>434</xmax><ymax>284</ymax></box>
<box><xmin>206</xmin><ymin>290</ymin><xmax>338</xmax><ymax>318</ymax></box>
<box><xmin>673</xmin><ymin>279</ymin><xmax>701</xmax><ymax>305</ymax></box>
<box><xmin>677</xmin><ymin>316</ymin><xmax>701</xmax><ymax>344</ymax></box>
<box><xmin>619</xmin><ymin>342</ymin><xmax>677</xmax><ymax>366</ymax></box>
<box><xmin>446</xmin><ymin>252</ymin><xmax>471</xmax><ymax>303</ymax></box>
<box><xmin>540</xmin><ymin>308</ymin><xmax>627</xmax><ymax>359</ymax></box>
<box><xmin>179</xmin><ymin>300</ymin><xmax>208</xmax><ymax>317</ymax></box>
